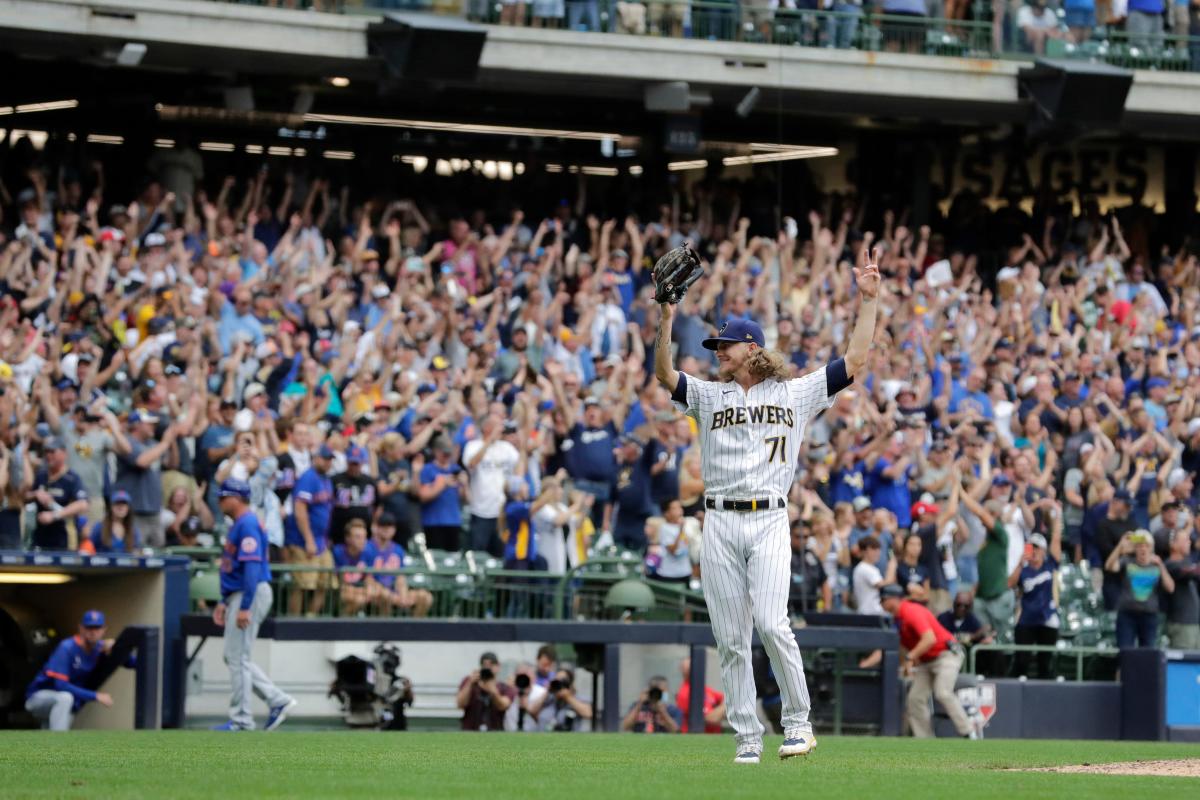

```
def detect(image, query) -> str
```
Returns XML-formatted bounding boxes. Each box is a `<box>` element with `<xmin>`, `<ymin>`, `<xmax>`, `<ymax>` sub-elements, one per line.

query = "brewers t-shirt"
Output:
<box><xmin>1017</xmin><ymin>555</ymin><xmax>1059</xmax><ymax>628</ymax></box>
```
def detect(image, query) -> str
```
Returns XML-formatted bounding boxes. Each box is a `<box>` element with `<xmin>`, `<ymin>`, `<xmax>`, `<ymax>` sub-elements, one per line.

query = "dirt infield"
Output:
<box><xmin>1021</xmin><ymin>759</ymin><xmax>1200</xmax><ymax>778</ymax></box>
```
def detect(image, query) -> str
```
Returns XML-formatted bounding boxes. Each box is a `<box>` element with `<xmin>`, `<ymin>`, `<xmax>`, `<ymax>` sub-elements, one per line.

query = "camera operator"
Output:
<box><xmin>504</xmin><ymin>663</ymin><xmax>548</xmax><ymax>732</ymax></box>
<box><xmin>528</xmin><ymin>668</ymin><xmax>592</xmax><ymax>732</ymax></box>
<box><xmin>456</xmin><ymin>652</ymin><xmax>515</xmax><ymax>732</ymax></box>
<box><xmin>621</xmin><ymin>676</ymin><xmax>681</xmax><ymax>733</ymax></box>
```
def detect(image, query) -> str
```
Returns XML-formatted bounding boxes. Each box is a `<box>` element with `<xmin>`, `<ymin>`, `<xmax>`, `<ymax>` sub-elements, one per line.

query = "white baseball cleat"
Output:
<box><xmin>733</xmin><ymin>751</ymin><xmax>761</xmax><ymax>765</ymax></box>
<box><xmin>778</xmin><ymin>735</ymin><xmax>817</xmax><ymax>759</ymax></box>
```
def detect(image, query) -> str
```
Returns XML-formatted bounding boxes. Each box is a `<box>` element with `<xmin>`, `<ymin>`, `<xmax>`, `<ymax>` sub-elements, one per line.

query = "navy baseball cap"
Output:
<box><xmin>1112</xmin><ymin>488</ymin><xmax>1133</xmax><ymax>504</ymax></box>
<box><xmin>879</xmin><ymin>584</ymin><xmax>906</xmax><ymax>601</ymax></box>
<box><xmin>703</xmin><ymin>319</ymin><xmax>765</xmax><ymax>351</ymax></box>
<box><xmin>346</xmin><ymin>445</ymin><xmax>368</xmax><ymax>464</ymax></box>
<box><xmin>218</xmin><ymin>478</ymin><xmax>252</xmax><ymax>500</ymax></box>
<box><xmin>81</xmin><ymin>610</ymin><xmax>106</xmax><ymax>628</ymax></box>
<box><xmin>316</xmin><ymin>444</ymin><xmax>335</xmax><ymax>459</ymax></box>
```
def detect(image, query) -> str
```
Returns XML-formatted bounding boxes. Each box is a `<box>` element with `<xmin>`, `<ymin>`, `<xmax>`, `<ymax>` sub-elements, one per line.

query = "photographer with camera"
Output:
<box><xmin>504</xmin><ymin>663</ymin><xmax>548</xmax><ymax>732</ymax></box>
<box><xmin>621</xmin><ymin>676</ymin><xmax>681</xmax><ymax>733</ymax></box>
<box><xmin>456</xmin><ymin>652</ymin><xmax>515</xmax><ymax>732</ymax></box>
<box><xmin>528</xmin><ymin>668</ymin><xmax>592</xmax><ymax>732</ymax></box>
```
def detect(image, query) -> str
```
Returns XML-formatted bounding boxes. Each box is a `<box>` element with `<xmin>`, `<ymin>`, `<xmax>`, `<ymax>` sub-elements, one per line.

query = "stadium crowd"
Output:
<box><xmin>1</xmin><ymin>141</ymin><xmax>1199</xmax><ymax>662</ymax></box>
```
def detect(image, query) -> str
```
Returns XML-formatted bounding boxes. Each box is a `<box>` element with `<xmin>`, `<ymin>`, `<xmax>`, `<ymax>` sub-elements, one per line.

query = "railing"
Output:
<box><xmin>202</xmin><ymin>0</ymin><xmax>1200</xmax><ymax>72</ymax></box>
<box><xmin>966</xmin><ymin>643</ymin><xmax>1121</xmax><ymax>682</ymax></box>
<box><xmin>187</xmin><ymin>553</ymin><xmax>709</xmax><ymax>622</ymax></box>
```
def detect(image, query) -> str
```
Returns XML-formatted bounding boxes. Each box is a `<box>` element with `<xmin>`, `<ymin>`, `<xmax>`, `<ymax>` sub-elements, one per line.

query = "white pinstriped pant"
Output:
<box><xmin>701</xmin><ymin>507</ymin><xmax>812</xmax><ymax>751</ymax></box>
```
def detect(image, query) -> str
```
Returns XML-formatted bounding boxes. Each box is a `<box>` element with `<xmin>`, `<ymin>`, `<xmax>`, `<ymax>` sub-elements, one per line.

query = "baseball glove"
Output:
<box><xmin>652</xmin><ymin>243</ymin><xmax>703</xmax><ymax>305</ymax></box>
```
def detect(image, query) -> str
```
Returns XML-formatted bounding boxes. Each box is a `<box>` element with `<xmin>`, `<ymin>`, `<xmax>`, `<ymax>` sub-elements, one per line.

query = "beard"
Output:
<box><xmin>717</xmin><ymin>361</ymin><xmax>737</xmax><ymax>380</ymax></box>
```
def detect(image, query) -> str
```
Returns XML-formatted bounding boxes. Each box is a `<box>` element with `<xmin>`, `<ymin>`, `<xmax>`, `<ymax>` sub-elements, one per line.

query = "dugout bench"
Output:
<box><xmin>180</xmin><ymin>616</ymin><xmax>901</xmax><ymax>734</ymax></box>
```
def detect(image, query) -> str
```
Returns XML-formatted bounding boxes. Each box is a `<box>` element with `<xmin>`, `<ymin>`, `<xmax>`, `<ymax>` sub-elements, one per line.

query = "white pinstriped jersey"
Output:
<box><xmin>674</xmin><ymin>362</ymin><xmax>848</xmax><ymax>499</ymax></box>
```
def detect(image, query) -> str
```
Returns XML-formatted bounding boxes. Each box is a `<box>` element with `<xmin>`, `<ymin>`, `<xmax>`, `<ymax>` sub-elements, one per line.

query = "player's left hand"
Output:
<box><xmin>236</xmin><ymin>610</ymin><xmax>252</xmax><ymax>630</ymax></box>
<box><xmin>212</xmin><ymin>603</ymin><xmax>227</xmax><ymax>627</ymax></box>
<box><xmin>853</xmin><ymin>244</ymin><xmax>882</xmax><ymax>300</ymax></box>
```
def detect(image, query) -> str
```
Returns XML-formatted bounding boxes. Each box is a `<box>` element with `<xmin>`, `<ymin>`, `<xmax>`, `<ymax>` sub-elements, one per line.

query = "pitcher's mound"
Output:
<box><xmin>1022</xmin><ymin>759</ymin><xmax>1200</xmax><ymax>778</ymax></box>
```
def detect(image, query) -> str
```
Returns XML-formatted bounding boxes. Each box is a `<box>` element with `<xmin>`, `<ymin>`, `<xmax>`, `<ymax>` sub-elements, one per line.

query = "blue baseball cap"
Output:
<box><xmin>110</xmin><ymin>489</ymin><xmax>132</xmax><ymax>505</ymax></box>
<box><xmin>316</xmin><ymin>444</ymin><xmax>335</xmax><ymax>459</ymax></box>
<box><xmin>128</xmin><ymin>409</ymin><xmax>158</xmax><ymax>426</ymax></box>
<box><xmin>218</xmin><ymin>478</ymin><xmax>252</xmax><ymax>500</ymax></box>
<box><xmin>1145</xmin><ymin>377</ymin><xmax>1169</xmax><ymax>391</ymax></box>
<box><xmin>346</xmin><ymin>445</ymin><xmax>368</xmax><ymax>464</ymax></box>
<box><xmin>81</xmin><ymin>610</ymin><xmax>106</xmax><ymax>628</ymax></box>
<box><xmin>702</xmin><ymin>319</ymin><xmax>765</xmax><ymax>351</ymax></box>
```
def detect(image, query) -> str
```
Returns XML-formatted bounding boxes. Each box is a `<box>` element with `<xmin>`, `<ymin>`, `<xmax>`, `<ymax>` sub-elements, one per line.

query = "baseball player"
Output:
<box><xmin>653</xmin><ymin>242</ymin><xmax>881</xmax><ymax>763</ymax></box>
<box><xmin>212</xmin><ymin>478</ymin><xmax>297</xmax><ymax>731</ymax></box>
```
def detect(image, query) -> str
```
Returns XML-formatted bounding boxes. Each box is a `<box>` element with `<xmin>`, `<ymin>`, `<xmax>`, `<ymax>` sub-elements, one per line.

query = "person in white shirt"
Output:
<box><xmin>463</xmin><ymin>415</ymin><xmax>522</xmax><ymax>556</ymax></box>
<box><xmin>1016</xmin><ymin>0</ymin><xmax>1065</xmax><ymax>54</ymax></box>
<box><xmin>532</xmin><ymin>476</ymin><xmax>591</xmax><ymax>574</ymax></box>
<box><xmin>852</xmin><ymin>536</ymin><xmax>895</xmax><ymax>615</ymax></box>
<box><xmin>653</xmin><ymin>500</ymin><xmax>694</xmax><ymax>583</ymax></box>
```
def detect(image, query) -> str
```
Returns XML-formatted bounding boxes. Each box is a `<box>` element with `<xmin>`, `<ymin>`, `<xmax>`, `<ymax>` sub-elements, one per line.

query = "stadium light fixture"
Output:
<box><xmin>86</xmin><ymin>134</ymin><xmax>124</xmax><ymax>146</ymax></box>
<box><xmin>720</xmin><ymin>143</ymin><xmax>839</xmax><ymax>166</ymax></box>
<box><xmin>629</xmin><ymin>165</ymin><xmax>643</xmax><ymax>176</ymax></box>
<box><xmin>0</xmin><ymin>99</ymin><xmax>79</xmax><ymax>116</ymax></box>
<box><xmin>199</xmin><ymin>142</ymin><xmax>235</xmax><ymax>152</ymax></box>
<box><xmin>323</xmin><ymin>150</ymin><xmax>355</xmax><ymax>160</ymax></box>
<box><xmin>303</xmin><ymin>112</ymin><xmax>628</xmax><ymax>144</ymax></box>
<box><xmin>328</xmin><ymin>77</ymin><xmax>351</xmax><ymax>88</ymax></box>
<box><xmin>245</xmin><ymin>144</ymin><xmax>264</xmax><ymax>154</ymax></box>
<box><xmin>581</xmin><ymin>166</ymin><xmax>618</xmax><ymax>177</ymax></box>
<box><xmin>0</xmin><ymin>572</ymin><xmax>74</xmax><ymax>584</ymax></box>
<box><xmin>154</xmin><ymin>138</ymin><xmax>175</xmax><ymax>149</ymax></box>
<box><xmin>268</xmin><ymin>146</ymin><xmax>293</xmax><ymax>157</ymax></box>
<box><xmin>668</xmin><ymin>160</ymin><xmax>707</xmax><ymax>172</ymax></box>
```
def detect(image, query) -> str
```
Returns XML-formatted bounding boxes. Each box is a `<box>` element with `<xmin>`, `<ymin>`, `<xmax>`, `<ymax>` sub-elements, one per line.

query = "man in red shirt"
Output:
<box><xmin>675</xmin><ymin>657</ymin><xmax>727</xmax><ymax>733</ymax></box>
<box><xmin>880</xmin><ymin>584</ymin><xmax>973</xmax><ymax>738</ymax></box>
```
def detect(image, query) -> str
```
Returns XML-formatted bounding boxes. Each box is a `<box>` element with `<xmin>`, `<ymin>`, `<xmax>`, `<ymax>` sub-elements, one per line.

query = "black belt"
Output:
<box><xmin>704</xmin><ymin>497</ymin><xmax>785</xmax><ymax>512</ymax></box>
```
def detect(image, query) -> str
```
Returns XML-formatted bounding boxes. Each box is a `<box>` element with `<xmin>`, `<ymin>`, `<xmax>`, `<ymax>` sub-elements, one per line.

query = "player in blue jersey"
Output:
<box><xmin>25</xmin><ymin>610</ymin><xmax>136</xmax><ymax>730</ymax></box>
<box><xmin>213</xmin><ymin>478</ymin><xmax>296</xmax><ymax>731</ymax></box>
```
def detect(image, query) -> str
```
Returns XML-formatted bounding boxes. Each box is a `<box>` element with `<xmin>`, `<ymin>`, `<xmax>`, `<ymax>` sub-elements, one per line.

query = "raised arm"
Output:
<box><xmin>654</xmin><ymin>303</ymin><xmax>680</xmax><ymax>395</ymax></box>
<box><xmin>843</xmin><ymin>245</ymin><xmax>881</xmax><ymax>379</ymax></box>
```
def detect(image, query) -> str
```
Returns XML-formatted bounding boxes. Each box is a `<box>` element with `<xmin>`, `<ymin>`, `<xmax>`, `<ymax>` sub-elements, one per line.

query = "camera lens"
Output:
<box><xmin>548</xmin><ymin>679</ymin><xmax>563</xmax><ymax>693</ymax></box>
<box><xmin>515</xmin><ymin>674</ymin><xmax>530</xmax><ymax>690</ymax></box>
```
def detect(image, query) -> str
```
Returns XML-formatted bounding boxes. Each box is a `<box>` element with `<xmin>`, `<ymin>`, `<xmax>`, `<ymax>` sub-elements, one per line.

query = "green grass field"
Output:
<box><xmin>0</xmin><ymin>732</ymin><xmax>1194</xmax><ymax>799</ymax></box>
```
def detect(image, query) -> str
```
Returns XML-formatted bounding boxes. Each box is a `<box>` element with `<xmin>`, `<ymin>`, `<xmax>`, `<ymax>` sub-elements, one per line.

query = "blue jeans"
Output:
<box><xmin>567</xmin><ymin>0</ymin><xmax>600</xmax><ymax>31</ymax></box>
<box><xmin>1115</xmin><ymin>609</ymin><xmax>1158</xmax><ymax>649</ymax></box>
<box><xmin>956</xmin><ymin>554</ymin><xmax>979</xmax><ymax>589</ymax></box>
<box><xmin>825</xmin><ymin>3</ymin><xmax>862</xmax><ymax>49</ymax></box>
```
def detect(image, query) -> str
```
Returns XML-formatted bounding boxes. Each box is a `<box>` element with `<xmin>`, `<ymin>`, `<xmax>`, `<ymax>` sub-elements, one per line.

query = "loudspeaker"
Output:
<box><xmin>367</xmin><ymin>13</ymin><xmax>487</xmax><ymax>82</ymax></box>
<box><xmin>1017</xmin><ymin>58</ymin><xmax>1132</xmax><ymax>133</ymax></box>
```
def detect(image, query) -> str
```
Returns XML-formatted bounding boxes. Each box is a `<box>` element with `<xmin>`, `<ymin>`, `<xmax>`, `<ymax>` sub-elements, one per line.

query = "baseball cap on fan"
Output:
<box><xmin>702</xmin><ymin>319</ymin><xmax>765</xmax><ymax>350</ymax></box>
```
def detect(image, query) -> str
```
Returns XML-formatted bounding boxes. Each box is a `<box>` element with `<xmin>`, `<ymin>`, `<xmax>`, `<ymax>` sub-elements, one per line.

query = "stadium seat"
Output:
<box><xmin>189</xmin><ymin>570</ymin><xmax>222</xmax><ymax>604</ymax></box>
<box><xmin>603</xmin><ymin>579</ymin><xmax>656</xmax><ymax>617</ymax></box>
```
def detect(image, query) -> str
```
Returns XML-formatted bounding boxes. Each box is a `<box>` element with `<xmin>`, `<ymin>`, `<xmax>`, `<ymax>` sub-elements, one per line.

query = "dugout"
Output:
<box><xmin>181</xmin><ymin>616</ymin><xmax>903</xmax><ymax>735</ymax></box>
<box><xmin>0</xmin><ymin>552</ymin><xmax>189</xmax><ymax>730</ymax></box>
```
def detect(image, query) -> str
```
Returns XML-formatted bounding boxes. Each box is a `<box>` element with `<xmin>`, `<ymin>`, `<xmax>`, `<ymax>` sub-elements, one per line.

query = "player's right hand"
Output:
<box><xmin>96</xmin><ymin>692</ymin><xmax>114</xmax><ymax>707</ymax></box>
<box><xmin>212</xmin><ymin>603</ymin><xmax>226</xmax><ymax>627</ymax></box>
<box><xmin>305</xmin><ymin>541</ymin><xmax>318</xmax><ymax>557</ymax></box>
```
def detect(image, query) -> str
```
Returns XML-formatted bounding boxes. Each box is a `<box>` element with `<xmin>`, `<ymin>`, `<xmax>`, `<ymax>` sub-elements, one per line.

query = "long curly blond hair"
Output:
<box><xmin>746</xmin><ymin>347</ymin><xmax>791</xmax><ymax>381</ymax></box>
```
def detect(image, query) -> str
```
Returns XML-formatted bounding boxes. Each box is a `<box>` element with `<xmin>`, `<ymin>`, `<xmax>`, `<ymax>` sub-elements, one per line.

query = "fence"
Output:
<box><xmin>967</xmin><ymin>642</ymin><xmax>1121</xmax><ymax>681</ymax></box>
<box><xmin>185</xmin><ymin>550</ymin><xmax>710</xmax><ymax>622</ymax></box>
